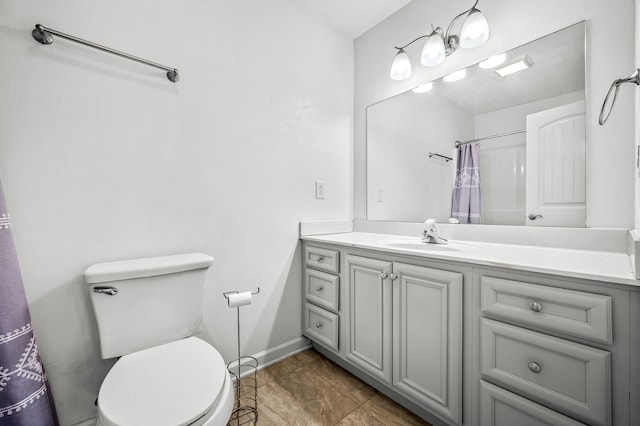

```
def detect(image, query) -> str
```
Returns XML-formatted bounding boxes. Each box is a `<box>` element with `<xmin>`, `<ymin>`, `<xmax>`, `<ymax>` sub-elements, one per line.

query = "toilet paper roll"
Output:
<box><xmin>228</xmin><ymin>291</ymin><xmax>252</xmax><ymax>308</ymax></box>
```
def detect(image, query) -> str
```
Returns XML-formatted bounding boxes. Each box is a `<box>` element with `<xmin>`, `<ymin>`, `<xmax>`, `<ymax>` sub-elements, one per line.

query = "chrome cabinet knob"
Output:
<box><xmin>316</xmin><ymin>256</ymin><xmax>325</xmax><ymax>263</ymax></box>
<box><xmin>528</xmin><ymin>214</ymin><xmax>543</xmax><ymax>220</ymax></box>
<box><xmin>528</xmin><ymin>362</ymin><xmax>542</xmax><ymax>374</ymax></box>
<box><xmin>389</xmin><ymin>274</ymin><xmax>398</xmax><ymax>280</ymax></box>
<box><xmin>529</xmin><ymin>301</ymin><xmax>543</xmax><ymax>312</ymax></box>
<box><xmin>315</xmin><ymin>286</ymin><xmax>324</xmax><ymax>292</ymax></box>
<box><xmin>379</xmin><ymin>272</ymin><xmax>389</xmax><ymax>279</ymax></box>
<box><xmin>315</xmin><ymin>322</ymin><xmax>323</xmax><ymax>329</ymax></box>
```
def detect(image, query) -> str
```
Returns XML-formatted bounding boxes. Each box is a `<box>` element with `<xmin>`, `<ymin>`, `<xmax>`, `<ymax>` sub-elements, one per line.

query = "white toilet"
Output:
<box><xmin>83</xmin><ymin>253</ymin><xmax>234</xmax><ymax>426</ymax></box>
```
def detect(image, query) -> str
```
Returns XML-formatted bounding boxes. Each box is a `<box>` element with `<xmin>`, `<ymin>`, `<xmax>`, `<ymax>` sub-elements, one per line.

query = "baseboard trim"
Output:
<box><xmin>227</xmin><ymin>336</ymin><xmax>311</xmax><ymax>375</ymax></box>
<box><xmin>68</xmin><ymin>417</ymin><xmax>96</xmax><ymax>426</ymax></box>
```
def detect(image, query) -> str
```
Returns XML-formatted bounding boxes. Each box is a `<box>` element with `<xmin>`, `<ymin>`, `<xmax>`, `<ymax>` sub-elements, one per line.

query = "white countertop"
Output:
<box><xmin>301</xmin><ymin>232</ymin><xmax>639</xmax><ymax>287</ymax></box>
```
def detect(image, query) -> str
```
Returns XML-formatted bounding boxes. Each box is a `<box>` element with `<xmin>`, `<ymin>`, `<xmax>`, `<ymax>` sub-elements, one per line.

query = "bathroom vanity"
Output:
<box><xmin>300</xmin><ymin>232</ymin><xmax>640</xmax><ymax>426</ymax></box>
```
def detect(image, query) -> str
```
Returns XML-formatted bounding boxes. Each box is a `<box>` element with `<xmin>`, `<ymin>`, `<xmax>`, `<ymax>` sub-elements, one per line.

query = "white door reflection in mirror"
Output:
<box><xmin>526</xmin><ymin>101</ymin><xmax>586</xmax><ymax>227</ymax></box>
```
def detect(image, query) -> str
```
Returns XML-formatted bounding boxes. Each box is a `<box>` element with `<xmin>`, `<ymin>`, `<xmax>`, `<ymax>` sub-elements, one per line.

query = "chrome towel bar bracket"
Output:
<box><xmin>428</xmin><ymin>152</ymin><xmax>453</xmax><ymax>162</ymax></box>
<box><xmin>599</xmin><ymin>68</ymin><xmax>639</xmax><ymax>125</ymax></box>
<box><xmin>31</xmin><ymin>24</ymin><xmax>180</xmax><ymax>83</ymax></box>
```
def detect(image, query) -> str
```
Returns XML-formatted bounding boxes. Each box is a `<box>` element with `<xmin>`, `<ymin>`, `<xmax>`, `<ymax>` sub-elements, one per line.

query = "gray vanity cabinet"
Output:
<box><xmin>302</xmin><ymin>239</ymin><xmax>639</xmax><ymax>426</ymax></box>
<box><xmin>344</xmin><ymin>254</ymin><xmax>393</xmax><ymax>383</ymax></box>
<box><xmin>391</xmin><ymin>261</ymin><xmax>463</xmax><ymax>424</ymax></box>
<box><xmin>474</xmin><ymin>269</ymin><xmax>623</xmax><ymax>426</ymax></box>
<box><xmin>343</xmin><ymin>253</ymin><xmax>463</xmax><ymax>425</ymax></box>
<box><xmin>303</xmin><ymin>245</ymin><xmax>341</xmax><ymax>351</ymax></box>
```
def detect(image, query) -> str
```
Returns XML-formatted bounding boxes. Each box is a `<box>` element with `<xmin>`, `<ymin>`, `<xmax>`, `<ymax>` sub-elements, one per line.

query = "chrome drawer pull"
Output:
<box><xmin>528</xmin><ymin>362</ymin><xmax>542</xmax><ymax>374</ymax></box>
<box><xmin>315</xmin><ymin>286</ymin><xmax>324</xmax><ymax>292</ymax></box>
<box><xmin>379</xmin><ymin>272</ymin><xmax>388</xmax><ymax>279</ymax></box>
<box><xmin>315</xmin><ymin>322</ymin><xmax>323</xmax><ymax>329</ymax></box>
<box><xmin>529</xmin><ymin>301</ymin><xmax>542</xmax><ymax>312</ymax></box>
<box><xmin>316</xmin><ymin>256</ymin><xmax>325</xmax><ymax>263</ymax></box>
<box><xmin>93</xmin><ymin>286</ymin><xmax>118</xmax><ymax>296</ymax></box>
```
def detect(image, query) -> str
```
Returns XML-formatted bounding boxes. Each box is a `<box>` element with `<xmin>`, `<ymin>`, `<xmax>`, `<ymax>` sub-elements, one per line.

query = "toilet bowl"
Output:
<box><xmin>83</xmin><ymin>254</ymin><xmax>233</xmax><ymax>426</ymax></box>
<box><xmin>96</xmin><ymin>337</ymin><xmax>234</xmax><ymax>426</ymax></box>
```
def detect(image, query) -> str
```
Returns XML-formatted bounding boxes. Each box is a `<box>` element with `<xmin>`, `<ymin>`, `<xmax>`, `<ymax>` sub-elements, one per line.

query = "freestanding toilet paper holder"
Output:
<box><xmin>223</xmin><ymin>287</ymin><xmax>260</xmax><ymax>425</ymax></box>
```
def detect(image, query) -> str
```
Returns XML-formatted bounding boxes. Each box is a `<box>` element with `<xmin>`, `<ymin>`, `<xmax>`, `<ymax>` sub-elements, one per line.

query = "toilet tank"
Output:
<box><xmin>84</xmin><ymin>253</ymin><xmax>214</xmax><ymax>359</ymax></box>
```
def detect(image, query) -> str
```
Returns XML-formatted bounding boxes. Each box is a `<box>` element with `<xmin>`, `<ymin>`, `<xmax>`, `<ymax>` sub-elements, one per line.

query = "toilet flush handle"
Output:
<box><xmin>93</xmin><ymin>286</ymin><xmax>118</xmax><ymax>296</ymax></box>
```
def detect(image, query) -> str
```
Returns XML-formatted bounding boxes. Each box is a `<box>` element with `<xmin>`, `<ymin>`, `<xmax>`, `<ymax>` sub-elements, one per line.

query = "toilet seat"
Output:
<box><xmin>97</xmin><ymin>337</ymin><xmax>230</xmax><ymax>426</ymax></box>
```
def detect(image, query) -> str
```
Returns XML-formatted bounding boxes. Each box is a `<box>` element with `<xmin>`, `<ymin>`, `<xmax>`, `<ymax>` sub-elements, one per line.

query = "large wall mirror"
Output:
<box><xmin>367</xmin><ymin>22</ymin><xmax>586</xmax><ymax>227</ymax></box>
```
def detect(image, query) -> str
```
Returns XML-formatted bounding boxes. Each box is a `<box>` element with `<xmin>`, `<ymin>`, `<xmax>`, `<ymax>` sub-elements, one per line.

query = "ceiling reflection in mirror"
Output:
<box><xmin>367</xmin><ymin>22</ymin><xmax>586</xmax><ymax>227</ymax></box>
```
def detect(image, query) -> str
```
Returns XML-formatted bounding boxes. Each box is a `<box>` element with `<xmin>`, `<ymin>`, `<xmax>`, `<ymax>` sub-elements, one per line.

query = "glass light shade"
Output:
<box><xmin>390</xmin><ymin>49</ymin><xmax>412</xmax><ymax>80</ymax></box>
<box><xmin>460</xmin><ymin>9</ymin><xmax>489</xmax><ymax>49</ymax></box>
<box><xmin>420</xmin><ymin>33</ymin><xmax>446</xmax><ymax>67</ymax></box>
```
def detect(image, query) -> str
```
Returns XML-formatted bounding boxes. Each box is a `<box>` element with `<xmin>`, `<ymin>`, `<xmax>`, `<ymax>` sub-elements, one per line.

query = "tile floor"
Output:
<box><xmin>240</xmin><ymin>349</ymin><xmax>431</xmax><ymax>425</ymax></box>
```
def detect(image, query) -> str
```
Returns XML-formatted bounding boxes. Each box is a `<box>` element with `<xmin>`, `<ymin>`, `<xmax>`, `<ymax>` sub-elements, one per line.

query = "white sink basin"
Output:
<box><xmin>382</xmin><ymin>241</ymin><xmax>481</xmax><ymax>252</ymax></box>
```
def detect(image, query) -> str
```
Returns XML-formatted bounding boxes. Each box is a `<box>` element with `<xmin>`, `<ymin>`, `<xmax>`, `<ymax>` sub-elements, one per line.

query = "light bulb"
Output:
<box><xmin>495</xmin><ymin>57</ymin><xmax>531</xmax><ymax>77</ymax></box>
<box><xmin>479</xmin><ymin>53</ymin><xmax>506</xmax><ymax>69</ymax></box>
<box><xmin>420</xmin><ymin>32</ymin><xmax>446</xmax><ymax>67</ymax></box>
<box><xmin>460</xmin><ymin>9</ymin><xmax>489</xmax><ymax>49</ymax></box>
<box><xmin>390</xmin><ymin>49</ymin><xmax>412</xmax><ymax>80</ymax></box>
<box><xmin>443</xmin><ymin>69</ymin><xmax>466</xmax><ymax>82</ymax></box>
<box><xmin>412</xmin><ymin>82</ymin><xmax>433</xmax><ymax>93</ymax></box>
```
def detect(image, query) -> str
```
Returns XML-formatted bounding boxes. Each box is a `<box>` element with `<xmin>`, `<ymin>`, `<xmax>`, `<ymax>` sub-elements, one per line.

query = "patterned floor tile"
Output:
<box><xmin>251</xmin><ymin>349</ymin><xmax>431</xmax><ymax>426</ymax></box>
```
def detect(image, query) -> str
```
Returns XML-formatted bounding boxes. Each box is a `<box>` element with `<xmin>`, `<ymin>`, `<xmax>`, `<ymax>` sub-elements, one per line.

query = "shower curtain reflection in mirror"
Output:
<box><xmin>451</xmin><ymin>143</ymin><xmax>482</xmax><ymax>224</ymax></box>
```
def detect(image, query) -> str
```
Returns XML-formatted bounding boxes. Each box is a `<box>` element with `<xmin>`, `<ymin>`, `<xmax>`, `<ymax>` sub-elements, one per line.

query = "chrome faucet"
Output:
<box><xmin>422</xmin><ymin>219</ymin><xmax>448</xmax><ymax>244</ymax></box>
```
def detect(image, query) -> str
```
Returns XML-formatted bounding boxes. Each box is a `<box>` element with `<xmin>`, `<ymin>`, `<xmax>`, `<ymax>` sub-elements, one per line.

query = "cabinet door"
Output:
<box><xmin>345</xmin><ymin>255</ymin><xmax>393</xmax><ymax>384</ymax></box>
<box><xmin>393</xmin><ymin>262</ymin><xmax>463</xmax><ymax>425</ymax></box>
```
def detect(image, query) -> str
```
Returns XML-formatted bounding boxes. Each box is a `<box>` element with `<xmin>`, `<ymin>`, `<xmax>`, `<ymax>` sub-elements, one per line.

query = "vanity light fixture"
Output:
<box><xmin>390</xmin><ymin>48</ymin><xmax>412</xmax><ymax>80</ymax></box>
<box><xmin>443</xmin><ymin>69</ymin><xmax>466</xmax><ymax>82</ymax></box>
<box><xmin>412</xmin><ymin>82</ymin><xmax>434</xmax><ymax>93</ymax></box>
<box><xmin>479</xmin><ymin>53</ymin><xmax>506</xmax><ymax>69</ymax></box>
<box><xmin>495</xmin><ymin>56</ymin><xmax>531</xmax><ymax>77</ymax></box>
<box><xmin>389</xmin><ymin>0</ymin><xmax>490</xmax><ymax>81</ymax></box>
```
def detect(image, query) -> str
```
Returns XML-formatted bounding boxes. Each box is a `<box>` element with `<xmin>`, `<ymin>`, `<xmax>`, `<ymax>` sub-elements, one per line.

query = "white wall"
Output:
<box><xmin>367</xmin><ymin>90</ymin><xmax>472</xmax><ymax>222</ymax></box>
<box><xmin>0</xmin><ymin>0</ymin><xmax>353</xmax><ymax>424</ymax></box>
<box><xmin>355</xmin><ymin>0</ymin><xmax>636</xmax><ymax>229</ymax></box>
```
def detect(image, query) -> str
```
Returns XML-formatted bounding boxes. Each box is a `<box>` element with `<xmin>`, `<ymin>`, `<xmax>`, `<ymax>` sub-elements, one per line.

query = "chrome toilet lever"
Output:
<box><xmin>93</xmin><ymin>286</ymin><xmax>118</xmax><ymax>296</ymax></box>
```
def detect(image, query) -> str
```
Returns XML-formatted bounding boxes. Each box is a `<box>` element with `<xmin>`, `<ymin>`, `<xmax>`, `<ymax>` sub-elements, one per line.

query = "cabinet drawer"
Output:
<box><xmin>480</xmin><ymin>276</ymin><xmax>612</xmax><ymax>344</ymax></box>
<box><xmin>480</xmin><ymin>318</ymin><xmax>610</xmax><ymax>426</ymax></box>
<box><xmin>304</xmin><ymin>245</ymin><xmax>339</xmax><ymax>274</ymax></box>
<box><xmin>480</xmin><ymin>380</ymin><xmax>585</xmax><ymax>426</ymax></box>
<box><xmin>305</xmin><ymin>268</ymin><xmax>339</xmax><ymax>312</ymax></box>
<box><xmin>304</xmin><ymin>302</ymin><xmax>339</xmax><ymax>351</ymax></box>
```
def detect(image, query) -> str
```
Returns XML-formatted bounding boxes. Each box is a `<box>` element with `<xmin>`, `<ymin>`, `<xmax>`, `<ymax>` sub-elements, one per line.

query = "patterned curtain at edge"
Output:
<box><xmin>451</xmin><ymin>143</ymin><xmax>482</xmax><ymax>224</ymax></box>
<box><xmin>0</xmin><ymin>180</ymin><xmax>59</xmax><ymax>425</ymax></box>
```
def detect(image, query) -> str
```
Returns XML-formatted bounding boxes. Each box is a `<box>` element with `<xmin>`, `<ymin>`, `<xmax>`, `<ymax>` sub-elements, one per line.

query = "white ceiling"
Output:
<box><xmin>432</xmin><ymin>22</ymin><xmax>585</xmax><ymax>115</ymax></box>
<box><xmin>298</xmin><ymin>0</ymin><xmax>412</xmax><ymax>39</ymax></box>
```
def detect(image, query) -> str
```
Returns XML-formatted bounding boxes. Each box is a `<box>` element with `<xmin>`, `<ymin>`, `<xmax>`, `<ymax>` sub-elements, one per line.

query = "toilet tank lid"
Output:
<box><xmin>83</xmin><ymin>253</ymin><xmax>214</xmax><ymax>284</ymax></box>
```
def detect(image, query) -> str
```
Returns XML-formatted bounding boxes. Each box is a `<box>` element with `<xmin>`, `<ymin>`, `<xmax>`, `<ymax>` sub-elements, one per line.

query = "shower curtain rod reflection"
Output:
<box><xmin>455</xmin><ymin>129</ymin><xmax>525</xmax><ymax>148</ymax></box>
